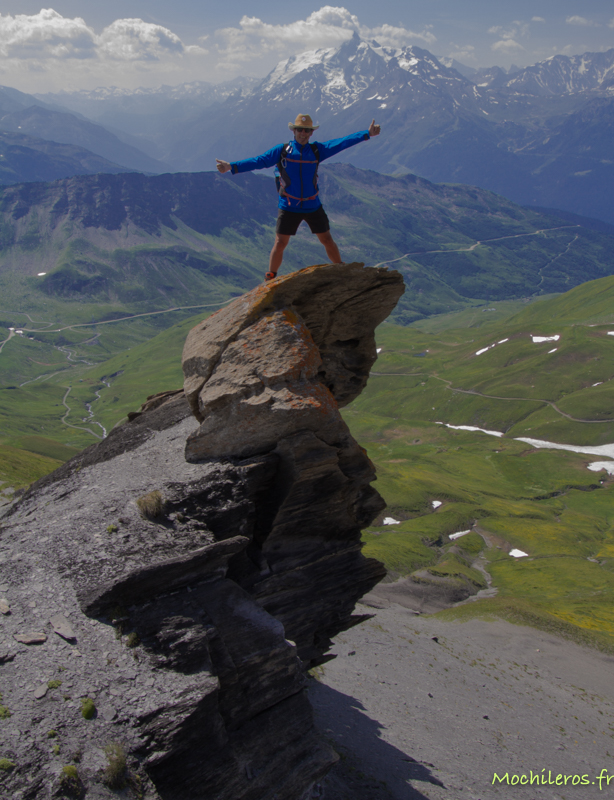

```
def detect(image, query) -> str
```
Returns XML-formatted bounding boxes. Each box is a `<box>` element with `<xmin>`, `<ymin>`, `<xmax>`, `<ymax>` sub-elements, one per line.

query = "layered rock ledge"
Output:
<box><xmin>0</xmin><ymin>263</ymin><xmax>404</xmax><ymax>800</ymax></box>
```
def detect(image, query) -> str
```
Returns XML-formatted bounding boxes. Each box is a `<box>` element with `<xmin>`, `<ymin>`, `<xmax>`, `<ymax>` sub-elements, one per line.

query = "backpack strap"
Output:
<box><xmin>309</xmin><ymin>143</ymin><xmax>320</xmax><ymax>192</ymax></box>
<box><xmin>275</xmin><ymin>142</ymin><xmax>293</xmax><ymax>195</ymax></box>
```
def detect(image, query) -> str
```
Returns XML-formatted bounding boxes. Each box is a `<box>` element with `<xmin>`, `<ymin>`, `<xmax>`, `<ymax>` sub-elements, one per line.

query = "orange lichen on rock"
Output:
<box><xmin>182</xmin><ymin>262</ymin><xmax>405</xmax><ymax>461</ymax></box>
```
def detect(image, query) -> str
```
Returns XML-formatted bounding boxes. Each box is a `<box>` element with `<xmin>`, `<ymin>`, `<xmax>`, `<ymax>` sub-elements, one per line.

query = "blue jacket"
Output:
<box><xmin>231</xmin><ymin>130</ymin><xmax>370</xmax><ymax>212</ymax></box>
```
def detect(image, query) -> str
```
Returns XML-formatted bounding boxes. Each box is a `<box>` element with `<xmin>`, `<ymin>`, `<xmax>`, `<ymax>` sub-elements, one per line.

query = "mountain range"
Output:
<box><xmin>0</xmin><ymin>84</ymin><xmax>168</xmax><ymax>181</ymax></box>
<box><xmin>29</xmin><ymin>36</ymin><xmax>613</xmax><ymax>226</ymax></box>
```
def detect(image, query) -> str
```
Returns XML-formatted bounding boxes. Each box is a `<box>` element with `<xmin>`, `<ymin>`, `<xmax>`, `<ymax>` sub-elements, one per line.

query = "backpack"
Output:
<box><xmin>275</xmin><ymin>141</ymin><xmax>320</xmax><ymax>198</ymax></box>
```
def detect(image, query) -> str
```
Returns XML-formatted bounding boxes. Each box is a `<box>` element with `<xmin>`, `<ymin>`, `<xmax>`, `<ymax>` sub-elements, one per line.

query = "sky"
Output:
<box><xmin>0</xmin><ymin>1</ymin><xmax>612</xmax><ymax>93</ymax></box>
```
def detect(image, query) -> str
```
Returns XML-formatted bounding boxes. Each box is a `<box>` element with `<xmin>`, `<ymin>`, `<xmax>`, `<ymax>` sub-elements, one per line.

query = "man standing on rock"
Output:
<box><xmin>216</xmin><ymin>114</ymin><xmax>380</xmax><ymax>281</ymax></box>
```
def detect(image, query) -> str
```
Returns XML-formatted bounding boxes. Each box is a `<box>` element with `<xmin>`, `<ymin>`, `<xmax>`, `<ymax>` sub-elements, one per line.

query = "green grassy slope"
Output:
<box><xmin>344</xmin><ymin>275</ymin><xmax>614</xmax><ymax>649</ymax></box>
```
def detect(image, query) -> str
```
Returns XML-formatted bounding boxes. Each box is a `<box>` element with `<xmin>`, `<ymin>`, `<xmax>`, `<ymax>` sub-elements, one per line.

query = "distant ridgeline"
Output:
<box><xmin>0</xmin><ymin>165</ymin><xmax>614</xmax><ymax>326</ymax></box>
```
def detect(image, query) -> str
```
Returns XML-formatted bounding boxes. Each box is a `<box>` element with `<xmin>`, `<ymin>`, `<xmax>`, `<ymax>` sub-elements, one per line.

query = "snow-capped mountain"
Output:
<box><xmin>258</xmin><ymin>34</ymin><xmax>475</xmax><ymax>112</ymax></box>
<box><xmin>502</xmin><ymin>49</ymin><xmax>614</xmax><ymax>96</ymax></box>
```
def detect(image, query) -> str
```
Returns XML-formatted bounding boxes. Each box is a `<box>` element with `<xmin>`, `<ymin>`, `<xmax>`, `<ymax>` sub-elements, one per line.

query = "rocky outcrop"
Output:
<box><xmin>0</xmin><ymin>263</ymin><xmax>403</xmax><ymax>799</ymax></box>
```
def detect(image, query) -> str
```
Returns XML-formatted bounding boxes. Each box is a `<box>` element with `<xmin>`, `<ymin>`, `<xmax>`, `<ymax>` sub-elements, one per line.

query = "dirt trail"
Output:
<box><xmin>370</xmin><ymin>225</ymin><xmax>580</xmax><ymax>270</ymax></box>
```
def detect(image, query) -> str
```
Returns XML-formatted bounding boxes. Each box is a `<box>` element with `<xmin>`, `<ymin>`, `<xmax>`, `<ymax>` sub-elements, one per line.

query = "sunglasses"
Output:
<box><xmin>294</xmin><ymin>127</ymin><xmax>313</xmax><ymax>133</ymax></box>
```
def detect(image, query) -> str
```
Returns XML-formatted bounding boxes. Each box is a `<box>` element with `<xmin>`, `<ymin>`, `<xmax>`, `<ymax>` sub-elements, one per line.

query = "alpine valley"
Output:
<box><xmin>1</xmin><ymin>28</ymin><xmax>614</xmax><ymax>800</ymax></box>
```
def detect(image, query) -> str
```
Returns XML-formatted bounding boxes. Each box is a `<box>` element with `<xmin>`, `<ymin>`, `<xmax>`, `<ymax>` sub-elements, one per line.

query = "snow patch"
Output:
<box><xmin>37</xmin><ymin>272</ymin><xmax>46</xmax><ymax>276</ymax></box>
<box><xmin>509</xmin><ymin>549</ymin><xmax>528</xmax><ymax>558</ymax></box>
<box><xmin>449</xmin><ymin>530</ymin><xmax>471</xmax><ymax>540</ymax></box>
<box><xmin>475</xmin><ymin>337</ymin><xmax>509</xmax><ymax>356</ymax></box>
<box><xmin>515</xmin><ymin>437</ymin><xmax>614</xmax><ymax>460</ymax></box>
<box><xmin>436</xmin><ymin>422</ymin><xmax>504</xmax><ymax>438</ymax></box>
<box><xmin>548</xmin><ymin>348</ymin><xmax>558</xmax><ymax>354</ymax></box>
<box><xmin>383</xmin><ymin>517</ymin><xmax>400</xmax><ymax>525</ymax></box>
<box><xmin>608</xmin><ymin>332</ymin><xmax>614</xmax><ymax>337</ymax></box>
<box><xmin>376</xmin><ymin>348</ymin><xmax>382</xmax><ymax>353</ymax></box>
<box><xmin>588</xmin><ymin>462</ymin><xmax>614</xmax><ymax>475</ymax></box>
<box><xmin>432</xmin><ymin>500</ymin><xmax>442</xmax><ymax>509</ymax></box>
<box><xmin>531</xmin><ymin>334</ymin><xmax>560</xmax><ymax>343</ymax></box>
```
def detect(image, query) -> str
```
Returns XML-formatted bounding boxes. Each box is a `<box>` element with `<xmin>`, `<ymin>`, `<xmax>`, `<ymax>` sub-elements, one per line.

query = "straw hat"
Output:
<box><xmin>288</xmin><ymin>113</ymin><xmax>320</xmax><ymax>131</ymax></box>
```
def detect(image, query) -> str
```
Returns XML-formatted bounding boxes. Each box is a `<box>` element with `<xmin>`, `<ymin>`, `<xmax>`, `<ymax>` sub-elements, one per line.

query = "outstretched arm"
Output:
<box><xmin>317</xmin><ymin>123</ymin><xmax>382</xmax><ymax>161</ymax></box>
<box><xmin>216</xmin><ymin>144</ymin><xmax>285</xmax><ymax>175</ymax></box>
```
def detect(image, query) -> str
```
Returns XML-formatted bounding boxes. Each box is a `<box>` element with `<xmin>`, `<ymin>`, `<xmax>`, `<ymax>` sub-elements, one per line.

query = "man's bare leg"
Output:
<box><xmin>268</xmin><ymin>233</ymin><xmax>291</xmax><ymax>276</ymax></box>
<box><xmin>316</xmin><ymin>231</ymin><xmax>342</xmax><ymax>264</ymax></box>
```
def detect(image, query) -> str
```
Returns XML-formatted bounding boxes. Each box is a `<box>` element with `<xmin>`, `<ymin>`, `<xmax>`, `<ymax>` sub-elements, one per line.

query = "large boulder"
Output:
<box><xmin>182</xmin><ymin>262</ymin><xmax>405</xmax><ymax>460</ymax></box>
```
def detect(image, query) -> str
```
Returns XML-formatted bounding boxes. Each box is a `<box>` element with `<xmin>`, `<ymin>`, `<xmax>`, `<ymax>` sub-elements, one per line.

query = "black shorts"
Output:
<box><xmin>276</xmin><ymin>206</ymin><xmax>330</xmax><ymax>236</ymax></box>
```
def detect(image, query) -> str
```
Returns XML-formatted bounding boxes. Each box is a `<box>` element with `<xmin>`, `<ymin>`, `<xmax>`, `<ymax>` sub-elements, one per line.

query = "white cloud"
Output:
<box><xmin>448</xmin><ymin>43</ymin><xmax>477</xmax><ymax>63</ymax></box>
<box><xmin>0</xmin><ymin>9</ymin><xmax>96</xmax><ymax>59</ymax></box>
<box><xmin>0</xmin><ymin>9</ymin><xmax>200</xmax><ymax>63</ymax></box>
<box><xmin>532</xmin><ymin>17</ymin><xmax>546</xmax><ymax>23</ymax></box>
<box><xmin>492</xmin><ymin>39</ymin><xmax>525</xmax><ymax>53</ymax></box>
<box><xmin>566</xmin><ymin>16</ymin><xmax>598</xmax><ymax>27</ymax></box>
<box><xmin>0</xmin><ymin>8</ymin><xmax>212</xmax><ymax>91</ymax></box>
<box><xmin>488</xmin><ymin>22</ymin><xmax>529</xmax><ymax>41</ymax></box>
<box><xmin>98</xmin><ymin>19</ymin><xmax>187</xmax><ymax>61</ymax></box>
<box><xmin>488</xmin><ymin>19</ymin><xmax>533</xmax><ymax>54</ymax></box>
<box><xmin>608</xmin><ymin>18</ymin><xmax>614</xmax><ymax>29</ymax></box>
<box><xmin>215</xmin><ymin>6</ymin><xmax>436</xmax><ymax>67</ymax></box>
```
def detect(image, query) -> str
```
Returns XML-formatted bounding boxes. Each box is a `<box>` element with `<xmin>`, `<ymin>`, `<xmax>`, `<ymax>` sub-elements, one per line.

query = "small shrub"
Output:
<box><xmin>47</xmin><ymin>679</ymin><xmax>62</xmax><ymax>690</ymax></box>
<box><xmin>106</xmin><ymin>524</ymin><xmax>118</xmax><ymax>533</ymax></box>
<box><xmin>0</xmin><ymin>758</ymin><xmax>15</xmax><ymax>771</ymax></box>
<box><xmin>125</xmin><ymin>632</ymin><xmax>140</xmax><ymax>648</ymax></box>
<box><xmin>52</xmin><ymin>744</ymin><xmax>60</xmax><ymax>755</ymax></box>
<box><xmin>136</xmin><ymin>490</ymin><xmax>165</xmax><ymax>519</ymax></box>
<box><xmin>60</xmin><ymin>764</ymin><xmax>82</xmax><ymax>796</ymax></box>
<box><xmin>0</xmin><ymin>706</ymin><xmax>11</xmax><ymax>719</ymax></box>
<box><xmin>103</xmin><ymin>742</ymin><xmax>127</xmax><ymax>790</ymax></box>
<box><xmin>47</xmin><ymin>729</ymin><xmax>58</xmax><ymax>738</ymax></box>
<box><xmin>80</xmin><ymin>697</ymin><xmax>96</xmax><ymax>720</ymax></box>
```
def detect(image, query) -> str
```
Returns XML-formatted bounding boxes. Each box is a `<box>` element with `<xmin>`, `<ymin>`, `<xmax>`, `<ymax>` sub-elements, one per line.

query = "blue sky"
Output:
<box><xmin>0</xmin><ymin>2</ymin><xmax>612</xmax><ymax>92</ymax></box>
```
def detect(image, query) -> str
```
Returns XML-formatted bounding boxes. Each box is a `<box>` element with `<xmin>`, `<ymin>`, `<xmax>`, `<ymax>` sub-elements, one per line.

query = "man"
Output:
<box><xmin>216</xmin><ymin>114</ymin><xmax>381</xmax><ymax>281</ymax></box>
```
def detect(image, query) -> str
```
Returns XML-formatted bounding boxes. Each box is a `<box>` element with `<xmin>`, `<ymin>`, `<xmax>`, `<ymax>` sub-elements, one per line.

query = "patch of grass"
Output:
<box><xmin>60</xmin><ymin>764</ymin><xmax>82</xmax><ymax>796</ymax></box>
<box><xmin>436</xmin><ymin>597</ymin><xmax>614</xmax><ymax>654</ymax></box>
<box><xmin>136</xmin><ymin>490</ymin><xmax>164</xmax><ymax>520</ymax></box>
<box><xmin>125</xmin><ymin>632</ymin><xmax>140</xmax><ymax>648</ymax></box>
<box><xmin>0</xmin><ymin>442</ymin><xmax>62</xmax><ymax>491</ymax></box>
<box><xmin>103</xmin><ymin>742</ymin><xmax>127</xmax><ymax>790</ymax></box>
<box><xmin>427</xmin><ymin>552</ymin><xmax>487</xmax><ymax>589</ymax></box>
<box><xmin>80</xmin><ymin>697</ymin><xmax>96</xmax><ymax>720</ymax></box>
<box><xmin>47</xmin><ymin>679</ymin><xmax>62</xmax><ymax>690</ymax></box>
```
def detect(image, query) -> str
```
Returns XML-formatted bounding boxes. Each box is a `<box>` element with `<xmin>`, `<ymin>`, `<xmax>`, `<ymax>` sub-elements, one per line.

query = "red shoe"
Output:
<box><xmin>265</xmin><ymin>272</ymin><xmax>277</xmax><ymax>281</ymax></box>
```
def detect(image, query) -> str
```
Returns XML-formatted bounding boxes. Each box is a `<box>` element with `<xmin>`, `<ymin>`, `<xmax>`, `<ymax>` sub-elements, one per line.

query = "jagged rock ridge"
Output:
<box><xmin>0</xmin><ymin>262</ymin><xmax>404</xmax><ymax>799</ymax></box>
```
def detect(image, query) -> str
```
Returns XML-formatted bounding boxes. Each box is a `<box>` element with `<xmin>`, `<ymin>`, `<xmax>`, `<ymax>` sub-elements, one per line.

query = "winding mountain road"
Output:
<box><xmin>370</xmin><ymin>224</ymin><xmax>580</xmax><ymax>270</ymax></box>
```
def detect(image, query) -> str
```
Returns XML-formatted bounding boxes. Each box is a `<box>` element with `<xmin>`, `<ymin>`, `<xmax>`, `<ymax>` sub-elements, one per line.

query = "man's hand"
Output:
<box><xmin>216</xmin><ymin>159</ymin><xmax>232</xmax><ymax>174</ymax></box>
<box><xmin>368</xmin><ymin>119</ymin><xmax>381</xmax><ymax>137</ymax></box>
